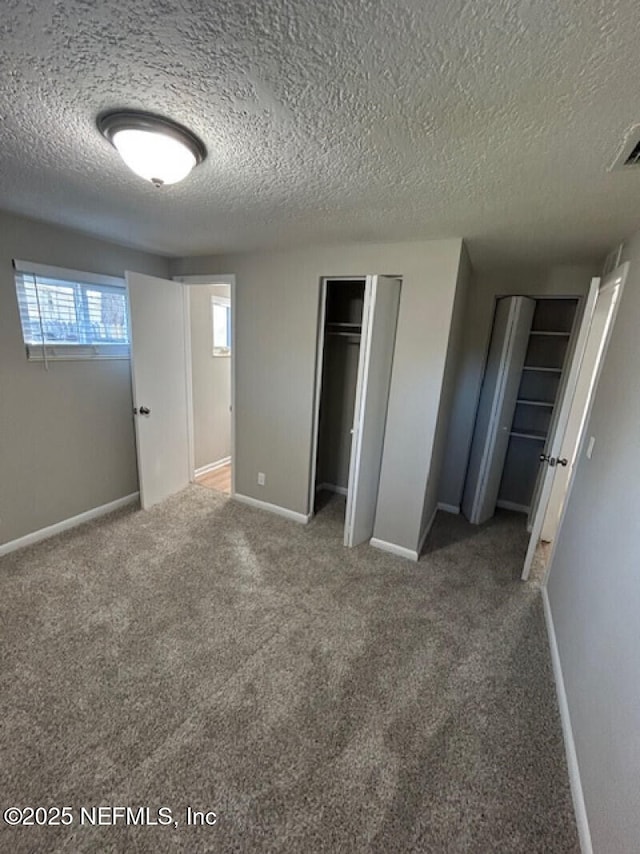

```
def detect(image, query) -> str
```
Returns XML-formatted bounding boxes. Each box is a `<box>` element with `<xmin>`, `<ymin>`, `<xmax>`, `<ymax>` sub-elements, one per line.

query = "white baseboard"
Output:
<box><xmin>370</xmin><ymin>537</ymin><xmax>418</xmax><ymax>562</ymax></box>
<box><xmin>417</xmin><ymin>505</ymin><xmax>439</xmax><ymax>557</ymax></box>
<box><xmin>0</xmin><ymin>493</ymin><xmax>140</xmax><ymax>558</ymax></box>
<box><xmin>233</xmin><ymin>493</ymin><xmax>310</xmax><ymax>525</ymax></box>
<box><xmin>195</xmin><ymin>456</ymin><xmax>231</xmax><ymax>477</ymax></box>
<box><xmin>316</xmin><ymin>483</ymin><xmax>348</xmax><ymax>497</ymax></box>
<box><xmin>437</xmin><ymin>502</ymin><xmax>460</xmax><ymax>514</ymax></box>
<box><xmin>542</xmin><ymin>587</ymin><xmax>593</xmax><ymax>854</ymax></box>
<box><xmin>496</xmin><ymin>499</ymin><xmax>530</xmax><ymax>514</ymax></box>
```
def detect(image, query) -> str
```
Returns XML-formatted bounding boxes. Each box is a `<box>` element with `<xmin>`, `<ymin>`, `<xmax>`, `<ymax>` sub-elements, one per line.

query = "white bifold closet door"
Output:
<box><xmin>462</xmin><ymin>296</ymin><xmax>535</xmax><ymax>525</ymax></box>
<box><xmin>344</xmin><ymin>275</ymin><xmax>401</xmax><ymax>547</ymax></box>
<box><xmin>127</xmin><ymin>271</ymin><xmax>190</xmax><ymax>509</ymax></box>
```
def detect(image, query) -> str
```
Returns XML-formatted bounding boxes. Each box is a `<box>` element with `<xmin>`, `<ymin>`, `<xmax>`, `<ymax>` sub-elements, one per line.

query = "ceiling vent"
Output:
<box><xmin>609</xmin><ymin>125</ymin><xmax>640</xmax><ymax>170</ymax></box>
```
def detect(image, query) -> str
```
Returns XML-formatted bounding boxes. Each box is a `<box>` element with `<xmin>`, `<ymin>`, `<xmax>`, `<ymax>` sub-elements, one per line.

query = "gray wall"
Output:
<box><xmin>546</xmin><ymin>235</ymin><xmax>640</xmax><ymax>853</ymax></box>
<box><xmin>189</xmin><ymin>284</ymin><xmax>231</xmax><ymax>470</ymax></box>
<box><xmin>438</xmin><ymin>264</ymin><xmax>595</xmax><ymax>510</ymax></box>
<box><xmin>0</xmin><ymin>211</ymin><xmax>168</xmax><ymax>545</ymax></box>
<box><xmin>172</xmin><ymin>238</ymin><xmax>464</xmax><ymax>553</ymax></box>
<box><xmin>421</xmin><ymin>243</ymin><xmax>471</xmax><ymax>535</ymax></box>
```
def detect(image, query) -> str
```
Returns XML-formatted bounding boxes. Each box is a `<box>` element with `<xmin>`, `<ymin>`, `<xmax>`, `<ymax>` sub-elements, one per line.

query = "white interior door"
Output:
<box><xmin>127</xmin><ymin>271</ymin><xmax>190</xmax><ymax>509</ymax></box>
<box><xmin>525</xmin><ymin>280</ymin><xmax>599</xmax><ymax>539</ymax></box>
<box><xmin>521</xmin><ymin>264</ymin><xmax>628</xmax><ymax>579</ymax></box>
<box><xmin>462</xmin><ymin>296</ymin><xmax>535</xmax><ymax>524</ymax></box>
<box><xmin>344</xmin><ymin>275</ymin><xmax>401</xmax><ymax>547</ymax></box>
<box><xmin>540</xmin><ymin>279</ymin><xmax>620</xmax><ymax>541</ymax></box>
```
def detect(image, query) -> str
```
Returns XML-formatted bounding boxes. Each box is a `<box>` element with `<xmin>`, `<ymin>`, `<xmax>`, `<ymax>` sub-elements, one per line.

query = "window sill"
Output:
<box><xmin>26</xmin><ymin>344</ymin><xmax>130</xmax><ymax>361</ymax></box>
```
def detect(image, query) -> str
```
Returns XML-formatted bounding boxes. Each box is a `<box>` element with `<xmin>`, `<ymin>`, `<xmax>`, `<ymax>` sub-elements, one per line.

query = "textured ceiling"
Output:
<box><xmin>1</xmin><ymin>0</ymin><xmax>640</xmax><ymax>268</ymax></box>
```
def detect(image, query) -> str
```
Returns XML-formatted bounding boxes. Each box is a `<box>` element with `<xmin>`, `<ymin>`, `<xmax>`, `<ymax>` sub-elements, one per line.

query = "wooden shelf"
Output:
<box><xmin>509</xmin><ymin>429</ymin><xmax>547</xmax><ymax>441</ymax></box>
<box><xmin>516</xmin><ymin>399</ymin><xmax>554</xmax><ymax>408</ymax></box>
<box><xmin>522</xmin><ymin>366</ymin><xmax>562</xmax><ymax>373</ymax></box>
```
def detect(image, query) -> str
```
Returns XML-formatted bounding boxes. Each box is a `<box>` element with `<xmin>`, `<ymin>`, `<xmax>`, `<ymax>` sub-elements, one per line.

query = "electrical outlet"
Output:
<box><xmin>257</xmin><ymin>472</ymin><xmax>266</xmax><ymax>486</ymax></box>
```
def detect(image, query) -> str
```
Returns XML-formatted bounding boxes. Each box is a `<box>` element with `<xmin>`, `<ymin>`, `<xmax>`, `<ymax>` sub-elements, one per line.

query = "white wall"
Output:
<box><xmin>546</xmin><ymin>235</ymin><xmax>640</xmax><ymax>853</ymax></box>
<box><xmin>189</xmin><ymin>284</ymin><xmax>231</xmax><ymax>470</ymax></box>
<box><xmin>0</xmin><ymin>211</ymin><xmax>168</xmax><ymax>546</ymax></box>
<box><xmin>438</xmin><ymin>264</ymin><xmax>595</xmax><ymax>510</ymax></box>
<box><xmin>172</xmin><ymin>238</ymin><xmax>464</xmax><ymax>554</ymax></box>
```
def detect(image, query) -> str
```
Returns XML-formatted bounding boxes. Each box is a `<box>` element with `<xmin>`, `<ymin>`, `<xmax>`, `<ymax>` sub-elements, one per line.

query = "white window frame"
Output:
<box><xmin>211</xmin><ymin>294</ymin><xmax>232</xmax><ymax>357</ymax></box>
<box><xmin>13</xmin><ymin>259</ymin><xmax>129</xmax><ymax>362</ymax></box>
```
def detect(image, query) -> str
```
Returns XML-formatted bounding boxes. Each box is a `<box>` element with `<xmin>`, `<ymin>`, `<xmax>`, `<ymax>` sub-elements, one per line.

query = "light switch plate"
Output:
<box><xmin>586</xmin><ymin>436</ymin><xmax>596</xmax><ymax>459</ymax></box>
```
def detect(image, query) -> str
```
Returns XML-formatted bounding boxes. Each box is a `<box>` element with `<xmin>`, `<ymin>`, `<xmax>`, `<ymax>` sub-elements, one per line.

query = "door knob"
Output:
<box><xmin>539</xmin><ymin>454</ymin><xmax>557</xmax><ymax>467</ymax></box>
<box><xmin>138</xmin><ymin>406</ymin><xmax>151</xmax><ymax>416</ymax></box>
<box><xmin>539</xmin><ymin>454</ymin><xmax>567</xmax><ymax>467</ymax></box>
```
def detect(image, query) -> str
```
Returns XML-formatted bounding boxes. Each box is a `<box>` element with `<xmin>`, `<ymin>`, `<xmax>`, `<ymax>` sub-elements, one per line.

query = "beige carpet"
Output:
<box><xmin>0</xmin><ymin>487</ymin><xmax>578</xmax><ymax>853</ymax></box>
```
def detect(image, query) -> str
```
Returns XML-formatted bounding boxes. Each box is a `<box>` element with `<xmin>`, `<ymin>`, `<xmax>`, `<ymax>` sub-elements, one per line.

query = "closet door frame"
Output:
<box><xmin>462</xmin><ymin>296</ymin><xmax>535</xmax><ymax>524</ymax></box>
<box><xmin>525</xmin><ymin>293</ymin><xmax>585</xmax><ymax>531</ymax></box>
<box><xmin>308</xmin><ymin>276</ymin><xmax>367</xmax><ymax>518</ymax></box>
<box><xmin>464</xmin><ymin>291</ymin><xmax>588</xmax><ymax>526</ymax></box>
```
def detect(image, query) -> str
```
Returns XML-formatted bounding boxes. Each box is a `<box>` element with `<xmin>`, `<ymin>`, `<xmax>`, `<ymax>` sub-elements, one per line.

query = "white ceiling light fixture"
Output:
<box><xmin>98</xmin><ymin>110</ymin><xmax>206</xmax><ymax>187</ymax></box>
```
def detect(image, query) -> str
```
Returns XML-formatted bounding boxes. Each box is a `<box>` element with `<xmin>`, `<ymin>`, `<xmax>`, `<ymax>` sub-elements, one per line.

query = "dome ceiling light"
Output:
<box><xmin>98</xmin><ymin>110</ymin><xmax>206</xmax><ymax>187</ymax></box>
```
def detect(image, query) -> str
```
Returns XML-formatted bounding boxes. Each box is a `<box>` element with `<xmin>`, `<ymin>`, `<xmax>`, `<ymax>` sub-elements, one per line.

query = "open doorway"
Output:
<box><xmin>177</xmin><ymin>275</ymin><xmax>235</xmax><ymax>497</ymax></box>
<box><xmin>126</xmin><ymin>270</ymin><xmax>236</xmax><ymax>510</ymax></box>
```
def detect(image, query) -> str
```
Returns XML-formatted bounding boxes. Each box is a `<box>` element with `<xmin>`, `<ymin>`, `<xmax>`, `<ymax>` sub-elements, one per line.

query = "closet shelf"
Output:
<box><xmin>529</xmin><ymin>331</ymin><xmax>571</xmax><ymax>337</ymax></box>
<box><xmin>509</xmin><ymin>429</ymin><xmax>547</xmax><ymax>441</ymax></box>
<box><xmin>522</xmin><ymin>366</ymin><xmax>562</xmax><ymax>373</ymax></box>
<box><xmin>326</xmin><ymin>322</ymin><xmax>361</xmax><ymax>329</ymax></box>
<box><xmin>516</xmin><ymin>399</ymin><xmax>554</xmax><ymax>408</ymax></box>
<box><xmin>326</xmin><ymin>322</ymin><xmax>362</xmax><ymax>338</ymax></box>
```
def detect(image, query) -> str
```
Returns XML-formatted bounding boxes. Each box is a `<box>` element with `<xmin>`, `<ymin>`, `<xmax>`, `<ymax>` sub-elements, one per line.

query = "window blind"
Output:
<box><xmin>13</xmin><ymin>260</ymin><xmax>130</xmax><ymax>361</ymax></box>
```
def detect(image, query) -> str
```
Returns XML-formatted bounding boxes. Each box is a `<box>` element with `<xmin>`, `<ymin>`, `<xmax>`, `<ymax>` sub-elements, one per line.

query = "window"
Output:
<box><xmin>13</xmin><ymin>260</ymin><xmax>130</xmax><ymax>361</ymax></box>
<box><xmin>212</xmin><ymin>295</ymin><xmax>231</xmax><ymax>356</ymax></box>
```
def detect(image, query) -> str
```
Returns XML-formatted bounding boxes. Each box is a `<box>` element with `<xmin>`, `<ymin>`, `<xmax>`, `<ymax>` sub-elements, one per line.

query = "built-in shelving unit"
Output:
<box><xmin>498</xmin><ymin>297</ymin><xmax>579</xmax><ymax>512</ymax></box>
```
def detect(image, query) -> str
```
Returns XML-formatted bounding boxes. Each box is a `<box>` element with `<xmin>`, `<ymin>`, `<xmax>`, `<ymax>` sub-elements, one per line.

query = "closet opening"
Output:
<box><xmin>462</xmin><ymin>295</ymin><xmax>580</xmax><ymax>530</ymax></box>
<box><xmin>498</xmin><ymin>298</ymin><xmax>579</xmax><ymax>517</ymax></box>
<box><xmin>309</xmin><ymin>274</ymin><xmax>401</xmax><ymax>548</ymax></box>
<box><xmin>460</xmin><ymin>263</ymin><xmax>629</xmax><ymax>582</ymax></box>
<box><xmin>314</xmin><ymin>278</ymin><xmax>365</xmax><ymax>527</ymax></box>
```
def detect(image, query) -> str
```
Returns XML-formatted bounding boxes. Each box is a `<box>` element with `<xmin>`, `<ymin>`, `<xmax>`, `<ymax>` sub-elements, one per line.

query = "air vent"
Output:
<box><xmin>609</xmin><ymin>125</ymin><xmax>640</xmax><ymax>171</ymax></box>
